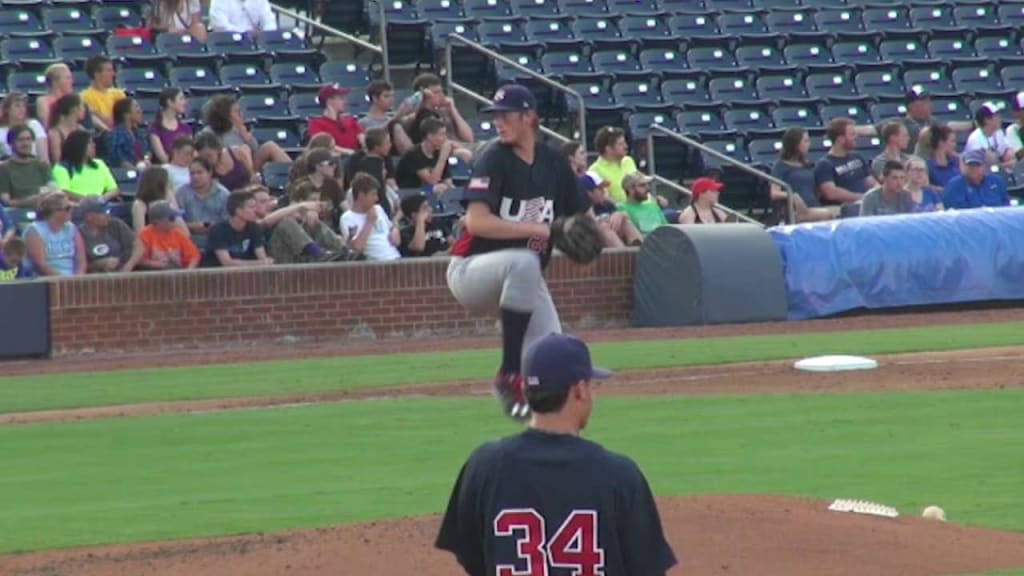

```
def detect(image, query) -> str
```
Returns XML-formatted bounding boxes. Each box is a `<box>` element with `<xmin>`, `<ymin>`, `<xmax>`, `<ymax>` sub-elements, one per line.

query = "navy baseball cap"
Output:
<box><xmin>482</xmin><ymin>84</ymin><xmax>537</xmax><ymax>113</ymax></box>
<box><xmin>907</xmin><ymin>85</ymin><xmax>930</xmax><ymax>102</ymax></box>
<box><xmin>524</xmin><ymin>333</ymin><xmax>611</xmax><ymax>394</ymax></box>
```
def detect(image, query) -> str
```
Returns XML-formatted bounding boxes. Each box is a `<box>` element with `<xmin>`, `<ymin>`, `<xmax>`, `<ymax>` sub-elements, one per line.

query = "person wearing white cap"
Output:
<box><xmin>964</xmin><ymin>102</ymin><xmax>1015</xmax><ymax>172</ymax></box>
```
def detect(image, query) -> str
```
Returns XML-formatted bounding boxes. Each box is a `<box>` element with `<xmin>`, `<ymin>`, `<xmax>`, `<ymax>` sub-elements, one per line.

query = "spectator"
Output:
<box><xmin>905</xmin><ymin>156</ymin><xmax>943</xmax><ymax>213</ymax></box>
<box><xmin>563</xmin><ymin>140</ymin><xmax>589</xmax><ymax>180</ymax></box>
<box><xmin>0</xmin><ymin>202</ymin><xmax>13</xmax><ymax>244</ymax></box>
<box><xmin>680</xmin><ymin>177</ymin><xmax>729</xmax><ymax>224</ymax></box>
<box><xmin>815</xmin><ymin>117</ymin><xmax>876</xmax><ymax>206</ymax></box>
<box><xmin>579</xmin><ymin>172</ymin><xmax>642</xmax><ymax>247</ymax></box>
<box><xmin>590</xmin><ymin>127</ymin><xmax>666</xmax><ymax>209</ymax></box>
<box><xmin>37</xmin><ymin>63</ymin><xmax>95</xmax><ymax>131</ymax></box>
<box><xmin>345</xmin><ymin>127</ymin><xmax>398</xmax><ymax>215</ymax></box>
<box><xmin>0</xmin><ymin>237</ymin><xmax>30</xmax><ymax>280</ymax></box>
<box><xmin>871</xmin><ymin>121</ymin><xmax>918</xmax><ymax>179</ymax></box>
<box><xmin>24</xmin><ymin>192</ymin><xmax>85</xmax><ymax>276</ymax></box>
<box><xmin>943</xmin><ymin>149</ymin><xmax>1011</xmax><ymax>210</ymax></box>
<box><xmin>268</xmin><ymin>179</ymin><xmax>349</xmax><ymax>263</ymax></box>
<box><xmin>194</xmin><ymin>132</ymin><xmax>255</xmax><ymax>192</ymax></box>
<box><xmin>927</xmin><ymin>124</ymin><xmax>961</xmax><ymax>193</ymax></box>
<box><xmin>52</xmin><ymin>130</ymin><xmax>120</xmax><ymax>202</ymax></box>
<box><xmin>398</xmin><ymin>194</ymin><xmax>451</xmax><ymax>257</ymax></box>
<box><xmin>201</xmin><ymin>95</ymin><xmax>290</xmax><ymax>171</ymax></box>
<box><xmin>148</xmin><ymin>0</ymin><xmax>207</xmax><ymax>42</ymax></box>
<box><xmin>203</xmin><ymin>190</ymin><xmax>274</xmax><ymax>267</ymax></box>
<box><xmin>860</xmin><ymin>161</ymin><xmax>916</xmax><ymax>217</ymax></box>
<box><xmin>396</xmin><ymin>73</ymin><xmax>474</xmax><ymax>159</ymax></box>
<box><xmin>0</xmin><ymin>125</ymin><xmax>55</xmax><ymax>208</ymax></box>
<box><xmin>964</xmin><ymin>103</ymin><xmax>1015</xmax><ymax>171</ymax></box>
<box><xmin>162</xmin><ymin>136</ymin><xmax>196</xmax><ymax>192</ymax></box>
<box><xmin>132</xmin><ymin>165</ymin><xmax>188</xmax><ymax>234</ymax></box>
<box><xmin>395</xmin><ymin>117</ymin><xmax>454</xmax><ymax>193</ymax></box>
<box><xmin>47</xmin><ymin>94</ymin><xmax>88</xmax><ymax>164</ymax></box>
<box><xmin>618</xmin><ymin>172</ymin><xmax>674</xmax><ymax>235</ymax></box>
<box><xmin>77</xmin><ymin>197</ymin><xmax>142</xmax><ymax>273</ymax></box>
<box><xmin>148</xmin><ymin>88</ymin><xmax>193</xmax><ymax>164</ymax></box>
<box><xmin>291</xmin><ymin>148</ymin><xmax>346</xmax><ymax>224</ymax></box>
<box><xmin>858</xmin><ymin>86</ymin><xmax>973</xmax><ymax>157</ymax></box>
<box><xmin>770</xmin><ymin>128</ymin><xmax>837</xmax><ymax>223</ymax></box>
<box><xmin>1006</xmin><ymin>92</ymin><xmax>1024</xmax><ymax>160</ymax></box>
<box><xmin>175</xmin><ymin>157</ymin><xmax>230</xmax><ymax>249</ymax></box>
<box><xmin>80</xmin><ymin>56</ymin><xmax>126</xmax><ymax>131</ymax></box>
<box><xmin>138</xmin><ymin>200</ymin><xmax>201</xmax><ymax>270</ymax></box>
<box><xmin>0</xmin><ymin>93</ymin><xmax>48</xmax><ymax>163</ymax></box>
<box><xmin>307</xmin><ymin>84</ymin><xmax>364</xmax><ymax>154</ymax></box>
<box><xmin>106</xmin><ymin>98</ymin><xmax>150</xmax><ymax>169</ymax></box>
<box><xmin>340</xmin><ymin>172</ymin><xmax>400</xmax><ymax>261</ymax></box>
<box><xmin>210</xmin><ymin>0</ymin><xmax>276</xmax><ymax>34</ymax></box>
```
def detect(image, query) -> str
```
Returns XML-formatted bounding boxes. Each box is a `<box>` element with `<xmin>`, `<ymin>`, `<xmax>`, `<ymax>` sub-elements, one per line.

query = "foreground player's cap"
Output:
<box><xmin>523</xmin><ymin>333</ymin><xmax>612</xmax><ymax>393</ymax></box>
<box><xmin>482</xmin><ymin>84</ymin><xmax>537</xmax><ymax>113</ymax></box>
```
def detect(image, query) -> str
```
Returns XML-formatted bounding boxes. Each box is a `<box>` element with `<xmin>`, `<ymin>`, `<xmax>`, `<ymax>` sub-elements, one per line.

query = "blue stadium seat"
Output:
<box><xmin>708</xmin><ymin>75</ymin><xmax>760</xmax><ymax>105</ymax></box>
<box><xmin>541</xmin><ymin>51</ymin><xmax>598</xmax><ymax>82</ymax></box>
<box><xmin>0</xmin><ymin>8</ymin><xmax>44</xmax><ymax>36</ymax></box>
<box><xmin>418</xmin><ymin>0</ymin><xmax>466</xmax><ymax>20</ymax></box>
<box><xmin>464</xmin><ymin>0</ymin><xmax>514</xmax><ymax>19</ymax></box>
<box><xmin>288</xmin><ymin>92</ymin><xmax>322</xmax><ymax>118</ymax></box>
<box><xmin>952</xmin><ymin>64</ymin><xmax>1002</xmax><ymax>95</ymax></box>
<box><xmin>879</xmin><ymin>38</ymin><xmax>929</xmax><ymax>63</ymax></box>
<box><xmin>155</xmin><ymin>33</ymin><xmax>211</xmax><ymax>64</ymax></box>
<box><xmin>469</xmin><ymin>118</ymin><xmax>497</xmax><ymax>141</ymax></box>
<box><xmin>205</xmin><ymin>31</ymin><xmax>260</xmax><ymax>59</ymax></box>
<box><xmin>525</xmin><ymin>18</ymin><xmax>579</xmax><ymax>51</ymax></box>
<box><xmin>658</xmin><ymin>0</ymin><xmax>699</xmax><ymax>12</ymax></box>
<box><xmin>661</xmin><ymin>76</ymin><xmax>712</xmax><ymax>106</ymax></box>
<box><xmin>345</xmin><ymin>88</ymin><xmax>371</xmax><ymax>117</ymax></box>
<box><xmin>869</xmin><ymin>100</ymin><xmax>906</xmax><ymax>125</ymax></box>
<box><xmin>854</xmin><ymin>68</ymin><xmax>905</xmax><ymax>99</ymax></box>
<box><xmin>118</xmin><ymin>66</ymin><xmax>169</xmax><ymax>94</ymax></box>
<box><xmin>566</xmin><ymin>79</ymin><xmax>615</xmax><ymax>108</ymax></box>
<box><xmin>612</xmin><ymin>80</ymin><xmax>664</xmax><ymax>111</ymax></box>
<box><xmin>861</xmin><ymin>6</ymin><xmax>911</xmax><ymax>32</ymax></box>
<box><xmin>572</xmin><ymin>17</ymin><xmax>627</xmax><ymax>50</ymax></box>
<box><xmin>385</xmin><ymin>19</ymin><xmax>430</xmax><ymax>67</ymax></box>
<box><xmin>53</xmin><ymin>35</ymin><xmax>104</xmax><ymax>64</ymax></box>
<box><xmin>831</xmin><ymin>40</ymin><xmax>881</xmax><ymax>66</ymax></box>
<box><xmin>748</xmin><ymin>137</ymin><xmax>782</xmax><ymax>167</ymax></box>
<box><xmin>903</xmin><ymin>68</ymin><xmax>955</xmax><ymax>95</ymax></box>
<box><xmin>559</xmin><ymin>0</ymin><xmax>609</xmax><ymax>17</ymax></box>
<box><xmin>784</xmin><ymin>42</ymin><xmax>833</xmax><ymax>67</ymax></box>
<box><xmin>494</xmin><ymin>50</ymin><xmax>542</xmax><ymax>84</ymax></box>
<box><xmin>252</xmin><ymin>126</ymin><xmax>302</xmax><ymax>150</ymax></box>
<box><xmin>511</xmin><ymin>0</ymin><xmax>562</xmax><ymax>18</ymax></box>
<box><xmin>639</xmin><ymin>48</ymin><xmax>688</xmax><ymax>77</ymax></box>
<box><xmin>371</xmin><ymin>0</ymin><xmax>418</xmax><ymax>23</ymax></box>
<box><xmin>724</xmin><ymin>106</ymin><xmax>774</xmax><ymax>133</ymax></box>
<box><xmin>169</xmin><ymin>66</ymin><xmax>224</xmax><ymax>95</ymax></box>
<box><xmin>478</xmin><ymin>19</ymin><xmax>531</xmax><ymax>50</ymax></box>
<box><xmin>627</xmin><ymin>110</ymin><xmax>677</xmax><ymax>140</ymax></box>
<box><xmin>736</xmin><ymin>44</ymin><xmax>787</xmax><ymax>70</ymax></box>
<box><xmin>618</xmin><ymin>14</ymin><xmax>674</xmax><ymax>45</ymax></box>
<box><xmin>930</xmin><ymin>95</ymin><xmax>972</xmax><ymax>124</ymax></box>
<box><xmin>6</xmin><ymin>70</ymin><xmax>47</xmax><ymax>94</ymax></box>
<box><xmin>93</xmin><ymin>4</ymin><xmax>143</xmax><ymax>30</ymax></box>
<box><xmin>42</xmin><ymin>5</ymin><xmax>97</xmax><ymax>34</ymax></box>
<box><xmin>1001</xmin><ymin>65</ymin><xmax>1024</xmax><ymax>90</ymax></box>
<box><xmin>110</xmin><ymin>167</ymin><xmax>141</xmax><ymax>197</ymax></box>
<box><xmin>135</xmin><ymin>95</ymin><xmax>158</xmax><ymax>118</ymax></box>
<box><xmin>107</xmin><ymin>35</ymin><xmax>159</xmax><ymax>61</ymax></box>
<box><xmin>928</xmin><ymin>37</ymin><xmax>976</xmax><ymax>62</ymax></box>
<box><xmin>700</xmin><ymin>137</ymin><xmax>750</xmax><ymax>168</ymax></box>
<box><xmin>269</xmin><ymin>62</ymin><xmax>321</xmax><ymax>91</ymax></box>
<box><xmin>975</xmin><ymin>36</ymin><xmax>1022</xmax><ymax>62</ymax></box>
<box><xmin>815</xmin><ymin>8</ymin><xmax>864</xmax><ymax>34</ymax></box>
<box><xmin>319</xmin><ymin>61</ymin><xmax>372</xmax><ymax>89</ymax></box>
<box><xmin>668</xmin><ymin>13</ymin><xmax>721</xmax><ymax>38</ymax></box>
<box><xmin>431</xmin><ymin>19</ymin><xmax>478</xmax><ymax>48</ymax></box>
<box><xmin>1</xmin><ymin>37</ymin><xmax>55</xmax><ymax>64</ymax></box>
<box><xmin>257</xmin><ymin>29</ymin><xmax>314</xmax><ymax>56</ymax></box>
<box><xmin>953</xmin><ymin>4</ymin><xmax>1000</xmax><ymax>28</ymax></box>
<box><xmin>766</xmin><ymin>9</ymin><xmax>819</xmax><ymax>35</ymax></box>
<box><xmin>806</xmin><ymin>70</ymin><xmax>857</xmax><ymax>99</ymax></box>
<box><xmin>592</xmin><ymin>49</ymin><xmax>645</xmax><ymax>80</ymax></box>
<box><xmin>909</xmin><ymin>4</ymin><xmax>956</xmax><ymax>30</ymax></box>
<box><xmin>676</xmin><ymin>108</ymin><xmax>728</xmax><ymax>137</ymax></box>
<box><xmin>687</xmin><ymin>45</ymin><xmax>739</xmax><ymax>70</ymax></box>
<box><xmin>705</xmin><ymin>0</ymin><xmax>754</xmax><ymax>9</ymax></box>
<box><xmin>719</xmin><ymin>11</ymin><xmax>769</xmax><ymax>36</ymax></box>
<box><xmin>220</xmin><ymin>64</ymin><xmax>274</xmax><ymax>90</ymax></box>
<box><xmin>609</xmin><ymin>0</ymin><xmax>660</xmax><ymax>15</ymax></box>
<box><xmin>756</xmin><ymin>73</ymin><xmax>808</xmax><ymax>101</ymax></box>
<box><xmin>772</xmin><ymin>103</ymin><xmax>822</xmax><ymax>129</ymax></box>
<box><xmin>998</xmin><ymin>3</ymin><xmax>1024</xmax><ymax>28</ymax></box>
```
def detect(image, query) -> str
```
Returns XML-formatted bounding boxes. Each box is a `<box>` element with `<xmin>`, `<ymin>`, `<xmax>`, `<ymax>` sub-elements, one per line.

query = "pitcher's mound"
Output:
<box><xmin>4</xmin><ymin>495</ymin><xmax>1024</xmax><ymax>576</ymax></box>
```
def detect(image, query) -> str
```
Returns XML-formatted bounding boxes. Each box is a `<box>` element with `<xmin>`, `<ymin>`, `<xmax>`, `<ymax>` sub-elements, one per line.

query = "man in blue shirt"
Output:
<box><xmin>942</xmin><ymin>149</ymin><xmax>1010</xmax><ymax>210</ymax></box>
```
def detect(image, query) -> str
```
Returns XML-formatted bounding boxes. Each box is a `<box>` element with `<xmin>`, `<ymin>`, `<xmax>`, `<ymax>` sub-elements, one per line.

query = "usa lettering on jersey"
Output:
<box><xmin>498</xmin><ymin>197</ymin><xmax>554</xmax><ymax>255</ymax></box>
<box><xmin>493</xmin><ymin>508</ymin><xmax>606</xmax><ymax>576</ymax></box>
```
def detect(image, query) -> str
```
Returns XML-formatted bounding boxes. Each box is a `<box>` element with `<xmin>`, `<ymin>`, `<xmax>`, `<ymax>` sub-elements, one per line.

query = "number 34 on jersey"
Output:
<box><xmin>494</xmin><ymin>508</ymin><xmax>605</xmax><ymax>576</ymax></box>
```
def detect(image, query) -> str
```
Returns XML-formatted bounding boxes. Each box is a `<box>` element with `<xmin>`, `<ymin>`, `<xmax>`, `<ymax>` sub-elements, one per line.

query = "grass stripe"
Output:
<box><xmin>3</xmin><ymin>321</ymin><xmax>1024</xmax><ymax>414</ymax></box>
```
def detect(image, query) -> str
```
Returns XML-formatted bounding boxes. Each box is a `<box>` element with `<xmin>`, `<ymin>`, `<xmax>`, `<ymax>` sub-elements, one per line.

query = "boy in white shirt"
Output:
<box><xmin>340</xmin><ymin>172</ymin><xmax>401</xmax><ymax>262</ymax></box>
<box><xmin>964</xmin><ymin>102</ymin><xmax>1015</xmax><ymax>171</ymax></box>
<box><xmin>209</xmin><ymin>0</ymin><xmax>277</xmax><ymax>35</ymax></box>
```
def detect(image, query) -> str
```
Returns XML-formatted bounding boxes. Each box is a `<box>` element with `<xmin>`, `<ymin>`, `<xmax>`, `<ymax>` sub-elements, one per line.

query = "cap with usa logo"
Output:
<box><xmin>523</xmin><ymin>333</ymin><xmax>611</xmax><ymax>394</ymax></box>
<box><xmin>482</xmin><ymin>84</ymin><xmax>537</xmax><ymax>113</ymax></box>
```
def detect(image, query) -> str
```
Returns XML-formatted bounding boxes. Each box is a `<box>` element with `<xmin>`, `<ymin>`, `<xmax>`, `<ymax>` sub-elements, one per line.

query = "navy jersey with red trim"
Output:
<box><xmin>451</xmin><ymin>140</ymin><xmax>590</xmax><ymax>264</ymax></box>
<box><xmin>436</xmin><ymin>429</ymin><xmax>678</xmax><ymax>576</ymax></box>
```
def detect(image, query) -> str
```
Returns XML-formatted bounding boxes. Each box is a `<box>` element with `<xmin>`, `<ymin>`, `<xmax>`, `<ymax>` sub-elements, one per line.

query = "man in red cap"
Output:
<box><xmin>307</xmin><ymin>84</ymin><xmax>364</xmax><ymax>154</ymax></box>
<box><xmin>679</xmin><ymin>177</ymin><xmax>729</xmax><ymax>224</ymax></box>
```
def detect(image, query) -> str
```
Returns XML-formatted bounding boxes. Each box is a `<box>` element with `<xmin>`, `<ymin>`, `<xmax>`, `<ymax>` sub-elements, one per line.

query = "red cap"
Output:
<box><xmin>317</xmin><ymin>84</ymin><xmax>351</xmax><ymax>104</ymax></box>
<box><xmin>692</xmin><ymin>177</ymin><xmax>724</xmax><ymax>198</ymax></box>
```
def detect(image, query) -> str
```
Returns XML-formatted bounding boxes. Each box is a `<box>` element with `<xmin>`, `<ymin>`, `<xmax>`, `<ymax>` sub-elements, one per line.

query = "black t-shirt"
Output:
<box><xmin>436</xmin><ymin>429</ymin><xmax>678</xmax><ymax>576</ymax></box>
<box><xmin>399</xmin><ymin>218</ymin><xmax>449</xmax><ymax>257</ymax></box>
<box><xmin>345</xmin><ymin>151</ymin><xmax>394</xmax><ymax>189</ymax></box>
<box><xmin>813</xmin><ymin>152</ymin><xmax>871</xmax><ymax>204</ymax></box>
<box><xmin>450</xmin><ymin>141</ymin><xmax>589</xmax><ymax>266</ymax></box>
<box><xmin>395</xmin><ymin>146</ymin><xmax>449</xmax><ymax>189</ymax></box>
<box><xmin>203</xmin><ymin>220</ymin><xmax>265</xmax><ymax>266</ymax></box>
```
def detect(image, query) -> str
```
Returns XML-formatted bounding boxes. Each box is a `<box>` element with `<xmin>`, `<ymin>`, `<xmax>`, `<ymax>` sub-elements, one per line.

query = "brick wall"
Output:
<box><xmin>47</xmin><ymin>250</ymin><xmax>637</xmax><ymax>355</ymax></box>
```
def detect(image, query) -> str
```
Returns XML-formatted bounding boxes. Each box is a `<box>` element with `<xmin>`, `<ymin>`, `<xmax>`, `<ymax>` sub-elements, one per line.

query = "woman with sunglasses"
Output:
<box><xmin>24</xmin><ymin>191</ymin><xmax>86</xmax><ymax>276</ymax></box>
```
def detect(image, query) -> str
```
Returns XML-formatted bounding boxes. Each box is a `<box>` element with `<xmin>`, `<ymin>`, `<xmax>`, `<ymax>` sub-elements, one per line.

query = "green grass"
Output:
<box><xmin>1</xmin><ymin>389</ymin><xmax>1022</xmax><ymax>555</ymax></box>
<box><xmin>5</xmin><ymin>321</ymin><xmax>1024</xmax><ymax>414</ymax></box>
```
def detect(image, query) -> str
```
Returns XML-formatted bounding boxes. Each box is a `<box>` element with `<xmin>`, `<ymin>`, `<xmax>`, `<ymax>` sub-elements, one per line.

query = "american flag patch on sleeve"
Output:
<box><xmin>468</xmin><ymin>177</ymin><xmax>491</xmax><ymax>191</ymax></box>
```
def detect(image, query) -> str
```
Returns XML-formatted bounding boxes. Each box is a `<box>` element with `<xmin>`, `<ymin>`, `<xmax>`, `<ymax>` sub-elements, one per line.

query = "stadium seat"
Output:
<box><xmin>110</xmin><ymin>167</ymin><xmax>141</xmax><ymax>197</ymax></box>
<box><xmin>169</xmin><ymin>66</ymin><xmax>224</xmax><ymax>95</ymax></box>
<box><xmin>930</xmin><ymin>96</ymin><xmax>972</xmax><ymax>124</ymax></box>
<box><xmin>478</xmin><ymin>19</ymin><xmax>531</xmax><ymax>50</ymax></box>
<box><xmin>494</xmin><ymin>50</ymin><xmax>542</xmax><ymax>85</ymax></box>
<box><xmin>525</xmin><ymin>19</ymin><xmax>579</xmax><ymax>51</ymax></box>
<box><xmin>903</xmin><ymin>68</ymin><xmax>955</xmax><ymax>95</ymax></box>
<box><xmin>319</xmin><ymin>62</ymin><xmax>372</xmax><ymax>90</ymax></box>
<box><xmin>464</xmin><ymin>0</ymin><xmax>514</xmax><ymax>19</ymax></box>
<box><xmin>269</xmin><ymin>62</ymin><xmax>321</xmax><ymax>91</ymax></box>
<box><xmin>6</xmin><ymin>71</ymin><xmax>48</xmax><ymax>94</ymax></box>
<box><xmin>861</xmin><ymin>6</ymin><xmax>911</xmax><ymax>32</ymax></box>
<box><xmin>869</xmin><ymin>100</ymin><xmax>907</xmax><ymax>125</ymax></box>
<box><xmin>705</xmin><ymin>0</ymin><xmax>754</xmax><ymax>9</ymax></box>
<box><xmin>0</xmin><ymin>8</ymin><xmax>44</xmax><ymax>36</ymax></box>
<box><xmin>42</xmin><ymin>5</ymin><xmax>97</xmax><ymax>34</ymax></box>
<box><xmin>431</xmin><ymin>19</ymin><xmax>478</xmax><ymax>48</ymax></box>
<box><xmin>975</xmin><ymin>36</ymin><xmax>1022</xmax><ymax>62</ymax></box>
<box><xmin>609</xmin><ymin>0</ymin><xmax>660</xmax><ymax>15</ymax></box>
<box><xmin>823</xmin><ymin>101</ymin><xmax>870</xmax><ymax>126</ymax></box>
<box><xmin>765</xmin><ymin>9</ymin><xmax>818</xmax><ymax>35</ymax></box>
<box><xmin>541</xmin><ymin>51</ymin><xmax>598</xmax><ymax>82</ymax></box>
<box><xmin>155</xmin><ymin>34</ymin><xmax>211</xmax><ymax>65</ymax></box>
<box><xmin>592</xmin><ymin>49</ymin><xmax>645</xmax><ymax>80</ymax></box>
<box><xmin>1</xmin><ymin>37</ymin><xmax>55</xmax><ymax>64</ymax></box>
<box><xmin>737</xmin><ymin>45</ymin><xmax>787</xmax><ymax>71</ymax></box>
<box><xmin>117</xmin><ymin>66</ymin><xmax>169</xmax><ymax>94</ymax></box>
<box><xmin>687</xmin><ymin>46</ymin><xmax>739</xmax><ymax>70</ymax></box>
<box><xmin>385</xmin><ymin>19</ymin><xmax>431</xmax><ymax>67</ymax></box>
<box><xmin>708</xmin><ymin>75</ymin><xmax>760</xmax><ymax>104</ymax></box>
<box><xmin>772</xmin><ymin>103</ymin><xmax>822</xmax><ymax>129</ymax></box>
<box><xmin>511</xmin><ymin>0</ymin><xmax>562</xmax><ymax>18</ymax></box>
<box><xmin>700</xmin><ymin>137</ymin><xmax>750</xmax><ymax>168</ymax></box>
<box><xmin>566</xmin><ymin>79</ymin><xmax>615</xmax><ymax>108</ymax></box>
<box><xmin>612</xmin><ymin>80</ymin><xmax>665</xmax><ymax>111</ymax></box>
<box><xmin>784</xmin><ymin>42</ymin><xmax>833</xmax><ymax>68</ymax></box>
<box><xmin>469</xmin><ymin>118</ymin><xmax>497</xmax><ymax>141</ymax></box>
<box><xmin>952</xmin><ymin>64</ymin><xmax>1002</xmax><ymax>95</ymax></box>
<box><xmin>668</xmin><ymin>13</ymin><xmax>721</xmax><ymax>38</ymax></box>
<box><xmin>559</xmin><ymin>0</ymin><xmax>609</xmax><ymax>17</ymax></box>
<box><xmin>135</xmin><ymin>95</ymin><xmax>158</xmax><ymax>118</ymax></box>
<box><xmin>288</xmin><ymin>92</ymin><xmax>322</xmax><ymax>119</ymax></box>
<box><xmin>854</xmin><ymin>68</ymin><xmax>905</xmax><ymax>99</ymax></box>
<box><xmin>998</xmin><ymin>3</ymin><xmax>1024</xmax><ymax>28</ymax></box>
<box><xmin>639</xmin><ymin>48</ymin><xmax>688</xmax><ymax>77</ymax></box>
<box><xmin>93</xmin><ymin>5</ymin><xmax>143</xmax><ymax>30</ymax></box>
<box><xmin>661</xmin><ymin>76</ymin><xmax>712</xmax><ymax>106</ymax></box>
<box><xmin>252</xmin><ymin>127</ymin><xmax>302</xmax><ymax>150</ymax></box>
<box><xmin>831</xmin><ymin>40</ymin><xmax>881</xmax><ymax>66</ymax></box>
<box><xmin>724</xmin><ymin>106</ymin><xmax>774</xmax><ymax>133</ymax></box>
<box><xmin>928</xmin><ymin>38</ymin><xmax>977</xmax><ymax>62</ymax></box>
<box><xmin>1001</xmin><ymin>65</ymin><xmax>1024</xmax><ymax>90</ymax></box>
<box><xmin>853</xmin><ymin>135</ymin><xmax>882</xmax><ymax>160</ymax></box>
<box><xmin>206</xmin><ymin>32</ymin><xmax>261</xmax><ymax>60</ymax></box>
<box><xmin>909</xmin><ymin>4</ymin><xmax>956</xmax><ymax>29</ymax></box>
<box><xmin>755</xmin><ymin>73</ymin><xmax>808</xmax><ymax>101</ymax></box>
<box><xmin>618</xmin><ymin>14</ymin><xmax>674</xmax><ymax>45</ymax></box>
<box><xmin>815</xmin><ymin>8</ymin><xmax>864</xmax><ymax>34</ymax></box>
<box><xmin>418</xmin><ymin>0</ymin><xmax>467</xmax><ymax>20</ymax></box>
<box><xmin>879</xmin><ymin>38</ymin><xmax>929</xmax><ymax>63</ymax></box>
<box><xmin>53</xmin><ymin>35</ymin><xmax>104</xmax><ymax>64</ymax></box>
<box><xmin>239</xmin><ymin>94</ymin><xmax>292</xmax><ymax>121</ymax></box>
<box><xmin>371</xmin><ymin>0</ymin><xmax>418</xmax><ymax>23</ymax></box>
<box><xmin>257</xmin><ymin>29</ymin><xmax>317</xmax><ymax>60</ymax></box>
<box><xmin>107</xmin><ymin>35</ymin><xmax>160</xmax><ymax>61</ymax></box>
<box><xmin>805</xmin><ymin>70</ymin><xmax>857</xmax><ymax>99</ymax></box>
<box><xmin>676</xmin><ymin>108</ymin><xmax>728</xmax><ymax>137</ymax></box>
<box><xmin>219</xmin><ymin>63</ymin><xmax>273</xmax><ymax>90</ymax></box>
<box><xmin>953</xmin><ymin>4</ymin><xmax>1000</xmax><ymax>28</ymax></box>
<box><xmin>719</xmin><ymin>11</ymin><xmax>769</xmax><ymax>36</ymax></box>
<box><xmin>627</xmin><ymin>110</ymin><xmax>677</xmax><ymax>140</ymax></box>
<box><xmin>747</xmin><ymin>138</ymin><xmax>782</xmax><ymax>167</ymax></box>
<box><xmin>572</xmin><ymin>17</ymin><xmax>628</xmax><ymax>50</ymax></box>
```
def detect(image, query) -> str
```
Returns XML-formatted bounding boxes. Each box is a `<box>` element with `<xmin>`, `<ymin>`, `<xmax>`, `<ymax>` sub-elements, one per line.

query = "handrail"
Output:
<box><xmin>648</xmin><ymin>174</ymin><xmax>764</xmax><ymax>227</ymax></box>
<box><xmin>646</xmin><ymin>124</ymin><xmax>796</xmax><ymax>224</ymax></box>
<box><xmin>444</xmin><ymin>33</ymin><xmax>584</xmax><ymax>151</ymax></box>
<box><xmin>270</xmin><ymin>3</ymin><xmax>390</xmax><ymax>83</ymax></box>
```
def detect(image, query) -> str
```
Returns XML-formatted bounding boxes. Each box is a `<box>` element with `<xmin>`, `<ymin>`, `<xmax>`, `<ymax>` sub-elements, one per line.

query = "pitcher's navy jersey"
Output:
<box><xmin>436</xmin><ymin>429</ymin><xmax>677</xmax><ymax>576</ymax></box>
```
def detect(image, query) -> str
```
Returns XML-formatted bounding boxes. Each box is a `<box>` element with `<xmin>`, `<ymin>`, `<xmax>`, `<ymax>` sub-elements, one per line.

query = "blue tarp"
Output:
<box><xmin>768</xmin><ymin>208</ymin><xmax>1024</xmax><ymax>320</ymax></box>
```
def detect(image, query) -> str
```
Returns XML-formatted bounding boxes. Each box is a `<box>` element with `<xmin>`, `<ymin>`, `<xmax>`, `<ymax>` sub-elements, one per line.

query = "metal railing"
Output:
<box><xmin>646</xmin><ymin>124</ymin><xmax>796</xmax><ymax>225</ymax></box>
<box><xmin>647</xmin><ymin>174</ymin><xmax>765</xmax><ymax>227</ymax></box>
<box><xmin>270</xmin><ymin>3</ymin><xmax>390</xmax><ymax>83</ymax></box>
<box><xmin>444</xmin><ymin>33</ymin><xmax>584</xmax><ymax>150</ymax></box>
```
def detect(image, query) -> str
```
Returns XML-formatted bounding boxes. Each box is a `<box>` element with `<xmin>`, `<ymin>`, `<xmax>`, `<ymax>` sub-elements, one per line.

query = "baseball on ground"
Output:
<box><xmin>922</xmin><ymin>506</ymin><xmax>947</xmax><ymax>521</ymax></box>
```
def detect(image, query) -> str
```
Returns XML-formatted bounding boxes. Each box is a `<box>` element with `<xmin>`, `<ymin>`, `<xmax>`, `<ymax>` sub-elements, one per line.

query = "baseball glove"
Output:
<box><xmin>551</xmin><ymin>214</ymin><xmax>603</xmax><ymax>265</ymax></box>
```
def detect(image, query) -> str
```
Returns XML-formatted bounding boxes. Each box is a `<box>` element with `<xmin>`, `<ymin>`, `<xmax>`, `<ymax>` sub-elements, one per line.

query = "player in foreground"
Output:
<box><xmin>447</xmin><ymin>84</ymin><xmax>598</xmax><ymax>422</ymax></box>
<box><xmin>436</xmin><ymin>333</ymin><xmax>677</xmax><ymax>576</ymax></box>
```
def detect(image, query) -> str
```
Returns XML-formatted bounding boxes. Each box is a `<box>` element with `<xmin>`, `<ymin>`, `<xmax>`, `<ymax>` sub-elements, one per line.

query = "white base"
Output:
<box><xmin>794</xmin><ymin>355</ymin><xmax>879</xmax><ymax>372</ymax></box>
